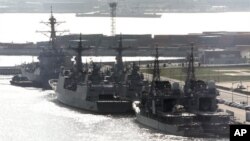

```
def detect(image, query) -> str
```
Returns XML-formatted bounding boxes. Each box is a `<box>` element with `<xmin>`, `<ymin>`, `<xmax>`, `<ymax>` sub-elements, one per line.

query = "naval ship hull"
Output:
<box><xmin>136</xmin><ymin>112</ymin><xmax>229</xmax><ymax>138</ymax></box>
<box><xmin>58</xmin><ymin>95</ymin><xmax>133</xmax><ymax>114</ymax></box>
<box><xmin>56</xmin><ymin>77</ymin><xmax>133</xmax><ymax>114</ymax></box>
<box><xmin>136</xmin><ymin>113</ymin><xmax>184</xmax><ymax>135</ymax></box>
<box><xmin>20</xmin><ymin>67</ymin><xmax>58</xmax><ymax>88</ymax></box>
<box><xmin>136</xmin><ymin>113</ymin><xmax>207</xmax><ymax>137</ymax></box>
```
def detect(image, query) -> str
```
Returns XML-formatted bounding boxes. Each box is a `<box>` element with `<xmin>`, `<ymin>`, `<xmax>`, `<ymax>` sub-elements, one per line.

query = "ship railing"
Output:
<box><xmin>157</xmin><ymin>111</ymin><xmax>197</xmax><ymax>123</ymax></box>
<box><xmin>194</xmin><ymin>88</ymin><xmax>217</xmax><ymax>95</ymax></box>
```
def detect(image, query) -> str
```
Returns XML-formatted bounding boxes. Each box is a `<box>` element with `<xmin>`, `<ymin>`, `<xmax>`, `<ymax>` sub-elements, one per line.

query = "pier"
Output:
<box><xmin>0</xmin><ymin>67</ymin><xmax>21</xmax><ymax>75</ymax></box>
<box><xmin>3</xmin><ymin>31</ymin><xmax>250</xmax><ymax>56</ymax></box>
<box><xmin>0</xmin><ymin>47</ymin><xmax>190</xmax><ymax>57</ymax></box>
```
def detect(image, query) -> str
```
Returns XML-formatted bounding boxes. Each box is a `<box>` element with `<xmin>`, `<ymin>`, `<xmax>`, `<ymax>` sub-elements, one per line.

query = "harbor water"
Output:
<box><xmin>0</xmin><ymin>76</ymin><xmax>226</xmax><ymax>141</ymax></box>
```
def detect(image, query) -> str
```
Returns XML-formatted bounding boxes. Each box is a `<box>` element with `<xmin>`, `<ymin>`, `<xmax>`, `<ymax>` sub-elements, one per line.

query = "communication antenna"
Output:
<box><xmin>149</xmin><ymin>44</ymin><xmax>161</xmax><ymax>96</ymax></box>
<box><xmin>36</xmin><ymin>6</ymin><xmax>69</xmax><ymax>50</ymax></box>
<box><xmin>152</xmin><ymin>44</ymin><xmax>160</xmax><ymax>82</ymax></box>
<box><xmin>184</xmin><ymin>43</ymin><xmax>196</xmax><ymax>95</ymax></box>
<box><xmin>109</xmin><ymin>1</ymin><xmax>117</xmax><ymax>36</ymax></box>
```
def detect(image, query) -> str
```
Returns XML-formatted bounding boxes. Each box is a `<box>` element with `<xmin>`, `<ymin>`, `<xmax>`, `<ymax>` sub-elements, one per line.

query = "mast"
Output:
<box><xmin>75</xmin><ymin>34</ymin><xmax>84</xmax><ymax>73</ymax></box>
<box><xmin>49</xmin><ymin>7</ymin><xmax>57</xmax><ymax>50</ymax></box>
<box><xmin>113</xmin><ymin>34</ymin><xmax>124</xmax><ymax>73</ymax></box>
<box><xmin>184</xmin><ymin>43</ymin><xmax>196</xmax><ymax>94</ymax></box>
<box><xmin>37</xmin><ymin>6</ymin><xmax>68</xmax><ymax>52</ymax></box>
<box><xmin>116</xmin><ymin>35</ymin><xmax>124</xmax><ymax>71</ymax></box>
<box><xmin>150</xmin><ymin>45</ymin><xmax>161</xmax><ymax>95</ymax></box>
<box><xmin>152</xmin><ymin>45</ymin><xmax>160</xmax><ymax>82</ymax></box>
<box><xmin>111</xmin><ymin>34</ymin><xmax>131</xmax><ymax>82</ymax></box>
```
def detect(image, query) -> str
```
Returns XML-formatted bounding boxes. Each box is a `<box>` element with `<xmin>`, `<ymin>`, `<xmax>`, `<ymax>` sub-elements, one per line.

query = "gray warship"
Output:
<box><xmin>55</xmin><ymin>35</ymin><xmax>133</xmax><ymax>114</ymax></box>
<box><xmin>108</xmin><ymin>35</ymin><xmax>146</xmax><ymax>101</ymax></box>
<box><xmin>134</xmin><ymin>45</ymin><xmax>232</xmax><ymax>137</ymax></box>
<box><xmin>11</xmin><ymin>10</ymin><xmax>71</xmax><ymax>88</ymax></box>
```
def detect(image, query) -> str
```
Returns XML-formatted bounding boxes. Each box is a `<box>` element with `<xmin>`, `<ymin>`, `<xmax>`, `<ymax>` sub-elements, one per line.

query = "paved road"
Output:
<box><xmin>218</xmin><ymin>89</ymin><xmax>250</xmax><ymax>105</ymax></box>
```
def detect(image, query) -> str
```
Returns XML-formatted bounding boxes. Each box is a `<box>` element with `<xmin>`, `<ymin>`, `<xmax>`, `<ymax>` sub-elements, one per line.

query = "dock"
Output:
<box><xmin>0</xmin><ymin>67</ymin><xmax>21</xmax><ymax>75</ymax></box>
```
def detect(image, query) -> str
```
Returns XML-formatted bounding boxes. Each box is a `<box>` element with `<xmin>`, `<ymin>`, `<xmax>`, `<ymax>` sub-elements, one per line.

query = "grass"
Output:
<box><xmin>142</xmin><ymin>66</ymin><xmax>250</xmax><ymax>82</ymax></box>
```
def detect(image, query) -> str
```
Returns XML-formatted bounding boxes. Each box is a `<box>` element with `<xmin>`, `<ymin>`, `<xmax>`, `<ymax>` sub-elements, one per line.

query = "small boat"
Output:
<box><xmin>48</xmin><ymin>79</ymin><xmax>58</xmax><ymax>90</ymax></box>
<box><xmin>10</xmin><ymin>75</ymin><xmax>36</xmax><ymax>87</ymax></box>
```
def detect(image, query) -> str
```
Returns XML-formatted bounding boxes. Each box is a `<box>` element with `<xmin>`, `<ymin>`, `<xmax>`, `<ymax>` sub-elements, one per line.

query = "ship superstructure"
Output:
<box><xmin>109</xmin><ymin>35</ymin><xmax>145</xmax><ymax>100</ymax></box>
<box><xmin>182</xmin><ymin>44</ymin><xmax>231</xmax><ymax>136</ymax></box>
<box><xmin>12</xmin><ymin>9</ymin><xmax>71</xmax><ymax>88</ymax></box>
<box><xmin>55</xmin><ymin>34</ymin><xmax>132</xmax><ymax>114</ymax></box>
<box><xmin>134</xmin><ymin>44</ymin><xmax>232</xmax><ymax>137</ymax></box>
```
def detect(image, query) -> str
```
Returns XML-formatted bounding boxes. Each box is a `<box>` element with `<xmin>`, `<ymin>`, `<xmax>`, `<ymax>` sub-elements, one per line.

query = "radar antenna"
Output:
<box><xmin>37</xmin><ymin>6</ymin><xmax>69</xmax><ymax>51</ymax></box>
<box><xmin>110</xmin><ymin>34</ymin><xmax>131</xmax><ymax>83</ymax></box>
<box><xmin>72</xmin><ymin>33</ymin><xmax>91</xmax><ymax>73</ymax></box>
